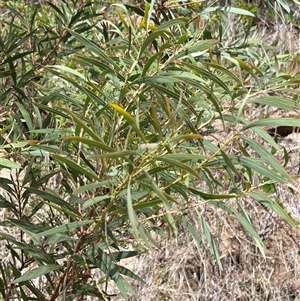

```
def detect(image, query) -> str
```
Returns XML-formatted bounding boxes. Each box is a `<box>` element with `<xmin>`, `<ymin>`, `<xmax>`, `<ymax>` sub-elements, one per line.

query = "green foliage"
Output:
<box><xmin>0</xmin><ymin>0</ymin><xmax>299</xmax><ymax>300</ymax></box>
<box><xmin>235</xmin><ymin>0</ymin><xmax>300</xmax><ymax>23</ymax></box>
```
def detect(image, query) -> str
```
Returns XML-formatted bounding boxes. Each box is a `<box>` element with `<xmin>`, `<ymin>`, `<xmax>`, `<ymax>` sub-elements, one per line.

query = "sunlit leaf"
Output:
<box><xmin>109</xmin><ymin>103</ymin><xmax>146</xmax><ymax>142</ymax></box>
<box><xmin>247</xmin><ymin>96</ymin><xmax>299</xmax><ymax>111</ymax></box>
<box><xmin>203</xmin><ymin>6</ymin><xmax>255</xmax><ymax>16</ymax></box>
<box><xmin>243</xmin><ymin>118</ymin><xmax>300</xmax><ymax>130</ymax></box>
<box><xmin>12</xmin><ymin>265</ymin><xmax>62</xmax><ymax>284</ymax></box>
<box><xmin>34</xmin><ymin>220</ymin><xmax>93</xmax><ymax>238</ymax></box>
<box><xmin>0</xmin><ymin>158</ymin><xmax>21</xmax><ymax>169</ymax></box>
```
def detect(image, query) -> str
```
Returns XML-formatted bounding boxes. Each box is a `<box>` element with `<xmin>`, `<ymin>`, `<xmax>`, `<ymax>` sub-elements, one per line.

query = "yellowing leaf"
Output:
<box><xmin>109</xmin><ymin>103</ymin><xmax>146</xmax><ymax>142</ymax></box>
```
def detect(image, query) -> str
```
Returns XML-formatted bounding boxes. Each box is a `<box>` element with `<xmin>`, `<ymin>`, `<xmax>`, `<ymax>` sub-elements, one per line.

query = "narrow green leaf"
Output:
<box><xmin>16</xmin><ymin>103</ymin><xmax>34</xmax><ymax>132</ymax></box>
<box><xmin>132</xmin><ymin>199</ymin><xmax>162</xmax><ymax>210</ymax></box>
<box><xmin>1</xmin><ymin>51</ymin><xmax>33</xmax><ymax>64</ymax></box>
<box><xmin>246</xmin><ymin>192</ymin><xmax>298</xmax><ymax>227</ymax></box>
<box><xmin>63</xmin><ymin>136</ymin><xmax>115</xmax><ymax>152</ymax></box>
<box><xmin>45</xmin><ymin>68</ymin><xmax>112</xmax><ymax>107</ymax></box>
<box><xmin>210</xmin><ymin>201</ymin><xmax>265</xmax><ymax>256</ymax></box>
<box><xmin>33</xmin><ymin>102</ymin><xmax>70</xmax><ymax>118</ymax></box>
<box><xmin>34</xmin><ymin>220</ymin><xmax>93</xmax><ymax>238</ymax></box>
<box><xmin>63</xmin><ymin>109</ymin><xmax>103</xmax><ymax>142</ymax></box>
<box><xmin>131</xmin><ymin>75</ymin><xmax>178</xmax><ymax>85</ymax></box>
<box><xmin>26</xmin><ymin>187</ymin><xmax>79</xmax><ymax>216</ymax></box>
<box><xmin>51</xmin><ymin>154</ymin><xmax>100</xmax><ymax>181</ymax></box>
<box><xmin>150</xmin><ymin>83</ymin><xmax>181</xmax><ymax>99</ymax></box>
<box><xmin>12</xmin><ymin>265</ymin><xmax>61</xmax><ymax>284</ymax></box>
<box><xmin>220</xmin><ymin>150</ymin><xmax>239</xmax><ymax>175</ymax></box>
<box><xmin>275</xmin><ymin>0</ymin><xmax>290</xmax><ymax>13</ymax></box>
<box><xmin>237</xmin><ymin>202</ymin><xmax>252</xmax><ymax>224</ymax></box>
<box><xmin>203</xmin><ymin>6</ymin><xmax>255</xmax><ymax>16</ymax></box>
<box><xmin>221</xmin><ymin>6</ymin><xmax>255</xmax><ymax>16</ymax></box>
<box><xmin>139</xmin><ymin>30</ymin><xmax>169</xmax><ymax>58</ymax></box>
<box><xmin>179</xmin><ymin>62</ymin><xmax>232</xmax><ymax>95</ymax></box>
<box><xmin>74</xmin><ymin>55</ymin><xmax>125</xmax><ymax>81</ymax></box>
<box><xmin>67</xmin><ymin>29</ymin><xmax>120</xmax><ymax>70</ymax></box>
<box><xmin>142</xmin><ymin>52</ymin><xmax>160</xmax><ymax>77</ymax></box>
<box><xmin>170</xmin><ymin>39</ymin><xmax>218</xmax><ymax>61</ymax></box>
<box><xmin>157</xmin><ymin>156</ymin><xmax>200</xmax><ymax>179</ymax></box>
<box><xmin>243</xmin><ymin>118</ymin><xmax>300</xmax><ymax>130</ymax></box>
<box><xmin>89</xmin><ymin>150</ymin><xmax>141</xmax><ymax>159</ymax></box>
<box><xmin>169</xmin><ymin>133</ymin><xmax>203</xmax><ymax>142</ymax></box>
<box><xmin>161</xmin><ymin>153</ymin><xmax>208</xmax><ymax>161</ymax></box>
<box><xmin>143</xmin><ymin>170</ymin><xmax>177</xmax><ymax>234</ymax></box>
<box><xmin>189</xmin><ymin>187</ymin><xmax>236</xmax><ymax>200</ymax></box>
<box><xmin>204</xmin><ymin>62</ymin><xmax>243</xmax><ymax>86</ymax></box>
<box><xmin>126</xmin><ymin>180</ymin><xmax>158</xmax><ymax>247</ymax></box>
<box><xmin>247</xmin><ymin>96</ymin><xmax>300</xmax><ymax>111</ymax></box>
<box><xmin>231</xmin><ymin>156</ymin><xmax>287</xmax><ymax>184</ymax></box>
<box><xmin>251</xmin><ymin>126</ymin><xmax>281</xmax><ymax>152</ymax></box>
<box><xmin>150</xmin><ymin>103</ymin><xmax>163</xmax><ymax>138</ymax></box>
<box><xmin>0</xmin><ymin>158</ymin><xmax>21</xmax><ymax>169</ymax></box>
<box><xmin>83</xmin><ymin>196</ymin><xmax>111</xmax><ymax>210</ymax></box>
<box><xmin>225</xmin><ymin>57</ymin><xmax>259</xmax><ymax>83</ymax></box>
<box><xmin>156</xmin><ymin>17</ymin><xmax>188</xmax><ymax>30</ymax></box>
<box><xmin>2</xmin><ymin>142</ymin><xmax>29</xmax><ymax>149</ymax></box>
<box><xmin>73</xmin><ymin>181</ymin><xmax>117</xmax><ymax>195</ymax></box>
<box><xmin>0</xmin><ymin>201</ymin><xmax>16</xmax><ymax>209</ymax></box>
<box><xmin>242</xmin><ymin>136</ymin><xmax>292</xmax><ymax>180</ymax></box>
<box><xmin>92</xmin><ymin>246</ymin><xmax>133</xmax><ymax>300</ymax></box>
<box><xmin>182</xmin><ymin>218</ymin><xmax>205</xmax><ymax>249</ymax></box>
<box><xmin>116</xmin><ymin>265</ymin><xmax>143</xmax><ymax>282</ymax></box>
<box><xmin>50</xmin><ymin>65</ymin><xmax>86</xmax><ymax>80</ymax></box>
<box><xmin>197</xmin><ymin>211</ymin><xmax>222</xmax><ymax>270</ymax></box>
<box><xmin>127</xmin><ymin>180</ymin><xmax>140</xmax><ymax>240</ymax></box>
<box><xmin>47</xmin><ymin>1</ymin><xmax>66</xmax><ymax>20</ymax></box>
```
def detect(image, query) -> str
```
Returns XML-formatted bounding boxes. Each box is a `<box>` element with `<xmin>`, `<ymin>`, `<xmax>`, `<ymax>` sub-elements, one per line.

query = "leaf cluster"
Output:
<box><xmin>0</xmin><ymin>0</ymin><xmax>299</xmax><ymax>300</ymax></box>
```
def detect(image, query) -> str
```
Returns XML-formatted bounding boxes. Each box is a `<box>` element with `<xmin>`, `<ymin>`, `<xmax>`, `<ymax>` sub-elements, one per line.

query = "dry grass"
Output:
<box><xmin>111</xmin><ymin>183</ymin><xmax>300</xmax><ymax>301</ymax></box>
